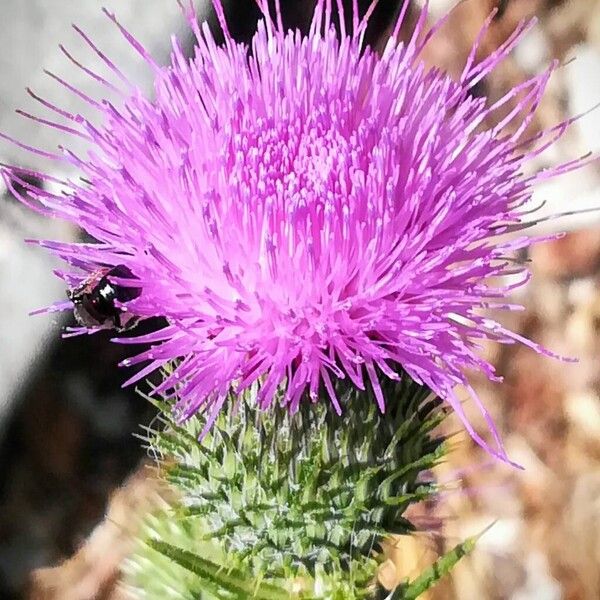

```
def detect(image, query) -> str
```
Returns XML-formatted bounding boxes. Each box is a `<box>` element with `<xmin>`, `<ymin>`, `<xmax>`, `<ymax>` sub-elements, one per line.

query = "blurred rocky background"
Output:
<box><xmin>0</xmin><ymin>2</ymin><xmax>203</xmax><ymax>598</ymax></box>
<box><xmin>1</xmin><ymin>0</ymin><xmax>600</xmax><ymax>599</ymax></box>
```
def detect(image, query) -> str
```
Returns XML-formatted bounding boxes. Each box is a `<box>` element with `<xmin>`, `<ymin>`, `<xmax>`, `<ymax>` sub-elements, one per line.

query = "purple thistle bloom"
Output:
<box><xmin>3</xmin><ymin>0</ymin><xmax>589</xmax><ymax>462</ymax></box>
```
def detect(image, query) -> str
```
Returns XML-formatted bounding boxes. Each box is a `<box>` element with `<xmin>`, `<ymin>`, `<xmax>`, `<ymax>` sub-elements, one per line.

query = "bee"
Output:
<box><xmin>67</xmin><ymin>265</ymin><xmax>141</xmax><ymax>331</ymax></box>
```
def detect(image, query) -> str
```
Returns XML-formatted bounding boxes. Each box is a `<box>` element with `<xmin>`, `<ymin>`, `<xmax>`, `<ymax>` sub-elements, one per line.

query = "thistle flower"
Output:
<box><xmin>3</xmin><ymin>0</ymin><xmax>586</xmax><ymax>462</ymax></box>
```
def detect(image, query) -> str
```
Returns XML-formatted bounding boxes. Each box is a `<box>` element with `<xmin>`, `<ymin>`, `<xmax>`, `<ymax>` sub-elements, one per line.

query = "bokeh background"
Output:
<box><xmin>0</xmin><ymin>1</ymin><xmax>599</xmax><ymax>598</ymax></box>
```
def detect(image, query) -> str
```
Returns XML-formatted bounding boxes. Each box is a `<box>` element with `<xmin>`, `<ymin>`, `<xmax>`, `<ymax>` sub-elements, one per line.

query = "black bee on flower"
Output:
<box><xmin>67</xmin><ymin>265</ymin><xmax>141</xmax><ymax>331</ymax></box>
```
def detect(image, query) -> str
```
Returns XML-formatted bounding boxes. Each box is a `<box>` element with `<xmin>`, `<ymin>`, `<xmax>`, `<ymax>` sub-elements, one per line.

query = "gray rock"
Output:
<box><xmin>565</xmin><ymin>43</ymin><xmax>600</xmax><ymax>155</ymax></box>
<box><xmin>0</xmin><ymin>2</ymin><xmax>207</xmax><ymax>433</ymax></box>
<box><xmin>0</xmin><ymin>0</ymin><xmax>204</xmax><ymax>170</ymax></box>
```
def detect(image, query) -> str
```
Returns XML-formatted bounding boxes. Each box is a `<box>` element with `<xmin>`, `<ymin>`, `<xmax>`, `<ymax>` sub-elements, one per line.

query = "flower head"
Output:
<box><xmin>4</xmin><ymin>1</ymin><xmax>585</xmax><ymax>462</ymax></box>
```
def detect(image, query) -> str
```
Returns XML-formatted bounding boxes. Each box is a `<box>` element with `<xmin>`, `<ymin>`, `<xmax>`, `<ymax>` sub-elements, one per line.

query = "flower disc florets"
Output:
<box><xmin>4</xmin><ymin>1</ymin><xmax>583</xmax><ymax>461</ymax></box>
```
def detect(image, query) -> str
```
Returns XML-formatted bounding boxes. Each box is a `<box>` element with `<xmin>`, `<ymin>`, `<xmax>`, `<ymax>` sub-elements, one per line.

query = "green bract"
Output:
<box><xmin>125</xmin><ymin>375</ymin><xmax>473</xmax><ymax>599</ymax></box>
